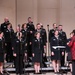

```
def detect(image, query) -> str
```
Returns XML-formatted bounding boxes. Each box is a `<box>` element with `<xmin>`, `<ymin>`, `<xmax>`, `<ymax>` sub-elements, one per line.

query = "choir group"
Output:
<box><xmin>0</xmin><ymin>17</ymin><xmax>75</xmax><ymax>75</ymax></box>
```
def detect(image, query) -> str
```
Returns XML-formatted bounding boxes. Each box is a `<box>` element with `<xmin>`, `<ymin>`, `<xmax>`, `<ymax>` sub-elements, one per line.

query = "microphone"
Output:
<box><xmin>47</xmin><ymin>25</ymin><xmax>49</xmax><ymax>32</ymax></box>
<box><xmin>47</xmin><ymin>24</ymin><xmax>49</xmax><ymax>27</ymax></box>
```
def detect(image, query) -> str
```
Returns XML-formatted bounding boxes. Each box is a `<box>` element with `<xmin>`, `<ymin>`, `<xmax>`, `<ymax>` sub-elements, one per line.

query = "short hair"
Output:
<box><xmin>54</xmin><ymin>29</ymin><xmax>59</xmax><ymax>33</ymax></box>
<box><xmin>28</xmin><ymin>17</ymin><xmax>31</xmax><ymax>20</ymax></box>
<box><xmin>58</xmin><ymin>25</ymin><xmax>62</xmax><ymax>26</ymax></box>
<box><xmin>34</xmin><ymin>32</ymin><xmax>40</xmax><ymax>37</ymax></box>
<box><xmin>7</xmin><ymin>23</ymin><xmax>12</xmax><ymax>28</ymax></box>
<box><xmin>53</xmin><ymin>23</ymin><xmax>56</xmax><ymax>26</ymax></box>
<box><xmin>37</xmin><ymin>23</ymin><xmax>40</xmax><ymax>26</ymax></box>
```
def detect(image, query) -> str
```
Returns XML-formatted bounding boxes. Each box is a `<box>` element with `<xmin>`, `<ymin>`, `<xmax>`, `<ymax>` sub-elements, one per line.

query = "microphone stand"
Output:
<box><xmin>24</xmin><ymin>29</ymin><xmax>28</xmax><ymax>75</ymax></box>
<box><xmin>18</xmin><ymin>24</ymin><xmax>21</xmax><ymax>75</ymax></box>
<box><xmin>47</xmin><ymin>25</ymin><xmax>50</xmax><ymax>56</ymax></box>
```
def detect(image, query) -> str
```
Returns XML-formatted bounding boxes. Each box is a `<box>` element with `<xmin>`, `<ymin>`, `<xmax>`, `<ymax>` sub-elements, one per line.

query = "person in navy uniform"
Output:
<box><xmin>58</xmin><ymin>25</ymin><xmax>67</xmax><ymax>66</ymax></box>
<box><xmin>13</xmin><ymin>32</ymin><xmax>27</xmax><ymax>74</ymax></box>
<box><xmin>21</xmin><ymin>23</ymin><xmax>29</xmax><ymax>40</ymax></box>
<box><xmin>50</xmin><ymin>29</ymin><xmax>64</xmax><ymax>73</ymax></box>
<box><xmin>32</xmin><ymin>32</ymin><xmax>45</xmax><ymax>74</ymax></box>
<box><xmin>0</xmin><ymin>17</ymin><xmax>10</xmax><ymax>33</ymax></box>
<box><xmin>27</xmin><ymin>17</ymin><xmax>35</xmax><ymax>34</ymax></box>
<box><xmin>27</xmin><ymin>17</ymin><xmax>35</xmax><ymax>59</ymax></box>
<box><xmin>35</xmin><ymin>23</ymin><xmax>47</xmax><ymax>67</ymax></box>
<box><xmin>35</xmin><ymin>23</ymin><xmax>47</xmax><ymax>47</ymax></box>
<box><xmin>49</xmin><ymin>23</ymin><xmax>57</xmax><ymax>42</ymax></box>
<box><xmin>4</xmin><ymin>23</ymin><xmax>14</xmax><ymax>62</ymax></box>
<box><xmin>21</xmin><ymin>23</ymin><xmax>30</xmax><ymax>61</ymax></box>
<box><xmin>0</xmin><ymin>31</ymin><xmax>5</xmax><ymax>74</ymax></box>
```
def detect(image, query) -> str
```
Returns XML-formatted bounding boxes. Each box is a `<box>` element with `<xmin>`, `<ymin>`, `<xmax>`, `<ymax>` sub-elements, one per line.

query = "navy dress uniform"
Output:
<box><xmin>32</xmin><ymin>37</ymin><xmax>44</xmax><ymax>64</ymax></box>
<box><xmin>4</xmin><ymin>28</ymin><xmax>14</xmax><ymax>62</ymax></box>
<box><xmin>50</xmin><ymin>36</ymin><xmax>63</xmax><ymax>61</ymax></box>
<box><xmin>49</xmin><ymin>29</ymin><xmax>55</xmax><ymax>42</ymax></box>
<box><xmin>27</xmin><ymin>22</ymin><xmax>35</xmax><ymax>58</ymax></box>
<box><xmin>0</xmin><ymin>38</ymin><xmax>5</xmax><ymax>63</ymax></box>
<box><xmin>35</xmin><ymin>28</ymin><xmax>47</xmax><ymax>46</ymax></box>
<box><xmin>0</xmin><ymin>21</ymin><xmax>9</xmax><ymax>33</ymax></box>
<box><xmin>34</xmin><ymin>28</ymin><xmax>47</xmax><ymax>67</ymax></box>
<box><xmin>13</xmin><ymin>38</ymin><xmax>27</xmax><ymax>74</ymax></box>
<box><xmin>59</xmin><ymin>30</ymin><xmax>67</xmax><ymax>66</ymax></box>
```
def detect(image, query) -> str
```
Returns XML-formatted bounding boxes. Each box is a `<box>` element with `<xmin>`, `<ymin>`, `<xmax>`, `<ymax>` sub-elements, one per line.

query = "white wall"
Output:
<box><xmin>0</xmin><ymin>0</ymin><xmax>75</xmax><ymax>36</ymax></box>
<box><xmin>0</xmin><ymin>0</ymin><xmax>16</xmax><ymax>30</ymax></box>
<box><xmin>17</xmin><ymin>0</ymin><xmax>38</xmax><ymax>27</ymax></box>
<box><xmin>60</xmin><ymin>0</ymin><xmax>75</xmax><ymax>38</ymax></box>
<box><xmin>38</xmin><ymin>0</ymin><xmax>60</xmax><ymax>28</ymax></box>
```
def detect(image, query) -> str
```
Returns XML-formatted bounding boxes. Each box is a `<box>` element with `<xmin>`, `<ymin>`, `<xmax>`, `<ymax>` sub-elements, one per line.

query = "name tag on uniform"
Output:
<box><xmin>53</xmin><ymin>39</ymin><xmax>56</xmax><ymax>41</ymax></box>
<box><xmin>22</xmin><ymin>31</ymin><xmax>24</xmax><ymax>32</ymax></box>
<box><xmin>16</xmin><ymin>41</ymin><xmax>19</xmax><ymax>43</ymax></box>
<box><xmin>35</xmin><ymin>40</ymin><xmax>37</xmax><ymax>42</ymax></box>
<box><xmin>4</xmin><ymin>26</ymin><xmax>6</xmax><ymax>28</ymax></box>
<box><xmin>6</xmin><ymin>30</ymin><xmax>9</xmax><ymax>32</ymax></box>
<box><xmin>52</xmin><ymin>31</ymin><xmax>54</xmax><ymax>33</ymax></box>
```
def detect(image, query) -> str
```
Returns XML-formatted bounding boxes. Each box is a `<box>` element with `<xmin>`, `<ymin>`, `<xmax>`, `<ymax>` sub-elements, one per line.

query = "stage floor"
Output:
<box><xmin>9</xmin><ymin>72</ymin><xmax>71</xmax><ymax>75</ymax></box>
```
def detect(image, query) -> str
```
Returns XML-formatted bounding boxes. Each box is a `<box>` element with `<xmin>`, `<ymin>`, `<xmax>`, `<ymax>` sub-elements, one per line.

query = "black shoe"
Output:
<box><xmin>37</xmin><ymin>72</ymin><xmax>42</xmax><ymax>74</ymax></box>
<box><xmin>54</xmin><ymin>72</ymin><xmax>56</xmax><ymax>74</ymax></box>
<box><xmin>34</xmin><ymin>72</ymin><xmax>38</xmax><ymax>74</ymax></box>
<box><xmin>57</xmin><ymin>72</ymin><xmax>60</xmax><ymax>74</ymax></box>
<box><xmin>54</xmin><ymin>72</ymin><xmax>60</xmax><ymax>74</ymax></box>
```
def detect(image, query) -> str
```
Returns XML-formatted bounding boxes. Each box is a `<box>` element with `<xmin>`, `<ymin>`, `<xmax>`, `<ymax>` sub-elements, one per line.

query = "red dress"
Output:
<box><xmin>68</xmin><ymin>36</ymin><xmax>75</xmax><ymax>60</ymax></box>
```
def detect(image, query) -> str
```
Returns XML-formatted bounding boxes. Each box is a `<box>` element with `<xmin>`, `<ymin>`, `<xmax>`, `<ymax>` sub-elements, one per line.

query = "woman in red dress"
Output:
<box><xmin>67</xmin><ymin>29</ymin><xmax>75</xmax><ymax>75</ymax></box>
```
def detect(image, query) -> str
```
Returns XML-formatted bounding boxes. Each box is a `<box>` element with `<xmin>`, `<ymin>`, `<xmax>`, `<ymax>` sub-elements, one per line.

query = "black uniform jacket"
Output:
<box><xmin>21</xmin><ymin>29</ymin><xmax>30</xmax><ymax>43</ymax></box>
<box><xmin>50</xmin><ymin>36</ymin><xmax>63</xmax><ymax>52</ymax></box>
<box><xmin>49</xmin><ymin>29</ymin><xmax>55</xmax><ymax>42</ymax></box>
<box><xmin>0</xmin><ymin>38</ymin><xmax>5</xmax><ymax>53</ymax></box>
<box><xmin>0</xmin><ymin>21</ymin><xmax>9</xmax><ymax>32</ymax></box>
<box><xmin>32</xmin><ymin>37</ymin><xmax>44</xmax><ymax>54</ymax></box>
<box><xmin>35</xmin><ymin>29</ymin><xmax>47</xmax><ymax>46</ymax></box>
<box><xmin>13</xmin><ymin>38</ymin><xmax>27</xmax><ymax>55</ymax></box>
<box><xmin>59</xmin><ymin>30</ymin><xmax>67</xmax><ymax>46</ymax></box>
<box><xmin>4</xmin><ymin>28</ymin><xmax>14</xmax><ymax>43</ymax></box>
<box><xmin>27</xmin><ymin>22</ymin><xmax>35</xmax><ymax>32</ymax></box>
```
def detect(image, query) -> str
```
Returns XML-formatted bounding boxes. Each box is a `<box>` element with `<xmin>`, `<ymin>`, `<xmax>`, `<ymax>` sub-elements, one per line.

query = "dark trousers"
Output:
<box><xmin>27</xmin><ymin>44</ymin><xmax>32</xmax><ymax>62</ymax></box>
<box><xmin>61</xmin><ymin>51</ymin><xmax>65</xmax><ymax>66</ymax></box>
<box><xmin>6</xmin><ymin>42</ymin><xmax>13</xmax><ymax>62</ymax></box>
<box><xmin>14</xmin><ymin>54</ymin><xmax>23</xmax><ymax>74</ymax></box>
<box><xmin>72</xmin><ymin>60</ymin><xmax>75</xmax><ymax>75</ymax></box>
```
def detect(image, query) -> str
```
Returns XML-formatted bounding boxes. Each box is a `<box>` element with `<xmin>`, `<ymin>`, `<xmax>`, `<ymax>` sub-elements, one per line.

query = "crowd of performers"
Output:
<box><xmin>0</xmin><ymin>17</ymin><xmax>75</xmax><ymax>75</ymax></box>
